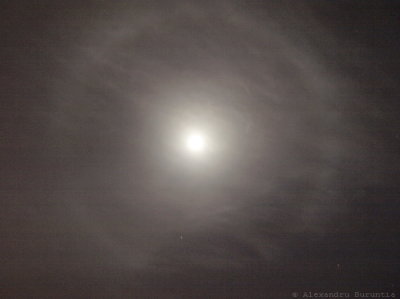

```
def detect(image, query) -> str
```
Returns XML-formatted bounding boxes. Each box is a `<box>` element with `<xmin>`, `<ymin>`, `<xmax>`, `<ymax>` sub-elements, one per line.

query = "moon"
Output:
<box><xmin>185</xmin><ymin>131</ymin><xmax>207</xmax><ymax>154</ymax></box>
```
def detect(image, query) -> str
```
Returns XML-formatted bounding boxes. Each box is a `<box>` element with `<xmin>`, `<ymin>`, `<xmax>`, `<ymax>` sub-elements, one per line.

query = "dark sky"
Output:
<box><xmin>1</xmin><ymin>1</ymin><xmax>400</xmax><ymax>298</ymax></box>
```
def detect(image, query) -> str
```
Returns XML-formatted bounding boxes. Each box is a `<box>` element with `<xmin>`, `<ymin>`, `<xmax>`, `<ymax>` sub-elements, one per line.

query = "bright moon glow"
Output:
<box><xmin>185</xmin><ymin>132</ymin><xmax>206</xmax><ymax>154</ymax></box>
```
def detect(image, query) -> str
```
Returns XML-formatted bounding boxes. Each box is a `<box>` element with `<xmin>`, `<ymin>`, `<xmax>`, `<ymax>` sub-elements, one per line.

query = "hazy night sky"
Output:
<box><xmin>1</xmin><ymin>1</ymin><xmax>399</xmax><ymax>298</ymax></box>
